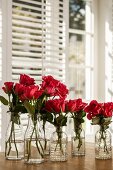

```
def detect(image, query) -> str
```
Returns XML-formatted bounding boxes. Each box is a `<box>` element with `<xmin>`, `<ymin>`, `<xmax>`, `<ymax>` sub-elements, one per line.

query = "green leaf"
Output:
<box><xmin>104</xmin><ymin>117</ymin><xmax>112</xmax><ymax>122</ymax></box>
<box><xmin>47</xmin><ymin>112</ymin><xmax>53</xmax><ymax>122</ymax></box>
<box><xmin>0</xmin><ymin>96</ymin><xmax>8</xmax><ymax>105</ymax></box>
<box><xmin>61</xmin><ymin>117</ymin><xmax>67</xmax><ymax>126</ymax></box>
<box><xmin>14</xmin><ymin>105</ymin><xmax>27</xmax><ymax>113</ymax></box>
<box><xmin>102</xmin><ymin>117</ymin><xmax>112</xmax><ymax>125</ymax></box>
<box><xmin>80</xmin><ymin>118</ymin><xmax>85</xmax><ymax>123</ymax></box>
<box><xmin>82</xmin><ymin>111</ymin><xmax>86</xmax><ymax>117</ymax></box>
<box><xmin>92</xmin><ymin>117</ymin><xmax>100</xmax><ymax>125</ymax></box>
<box><xmin>55</xmin><ymin>115</ymin><xmax>67</xmax><ymax>127</ymax></box>
<box><xmin>24</xmin><ymin>101</ymin><xmax>35</xmax><ymax>115</ymax></box>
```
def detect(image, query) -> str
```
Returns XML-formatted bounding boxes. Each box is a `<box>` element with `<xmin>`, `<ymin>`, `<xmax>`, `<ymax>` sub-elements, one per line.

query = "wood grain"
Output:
<box><xmin>0</xmin><ymin>143</ymin><xmax>112</xmax><ymax>170</ymax></box>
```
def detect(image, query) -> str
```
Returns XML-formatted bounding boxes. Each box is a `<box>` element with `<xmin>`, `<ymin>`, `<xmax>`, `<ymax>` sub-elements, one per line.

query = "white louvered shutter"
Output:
<box><xmin>12</xmin><ymin>0</ymin><xmax>68</xmax><ymax>83</ymax></box>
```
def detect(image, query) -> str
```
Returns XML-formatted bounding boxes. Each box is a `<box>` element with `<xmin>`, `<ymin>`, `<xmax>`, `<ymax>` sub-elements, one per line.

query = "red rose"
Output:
<box><xmin>44</xmin><ymin>99</ymin><xmax>65</xmax><ymax>114</ymax></box>
<box><xmin>85</xmin><ymin>100</ymin><xmax>113</xmax><ymax>120</ymax></box>
<box><xmin>41</xmin><ymin>75</ymin><xmax>59</xmax><ymax>96</ymax></box>
<box><xmin>19</xmin><ymin>94</ymin><xmax>26</xmax><ymax>102</ymax></box>
<box><xmin>75</xmin><ymin>98</ymin><xmax>87</xmax><ymax>111</ymax></box>
<box><xmin>87</xmin><ymin>113</ymin><xmax>92</xmax><ymax>120</ymax></box>
<box><xmin>41</xmin><ymin>75</ymin><xmax>68</xmax><ymax>98</ymax></box>
<box><xmin>33</xmin><ymin>89</ymin><xmax>43</xmax><ymax>99</ymax></box>
<box><xmin>19</xmin><ymin>74</ymin><xmax>35</xmax><ymax>86</ymax></box>
<box><xmin>14</xmin><ymin>83</ymin><xmax>25</xmax><ymax>95</ymax></box>
<box><xmin>66</xmin><ymin>98</ymin><xmax>87</xmax><ymax>113</ymax></box>
<box><xmin>65</xmin><ymin>100</ymin><xmax>76</xmax><ymax>112</ymax></box>
<box><xmin>55</xmin><ymin>82</ymin><xmax>69</xmax><ymax>98</ymax></box>
<box><xmin>84</xmin><ymin>100</ymin><xmax>102</xmax><ymax>117</ymax></box>
<box><xmin>19</xmin><ymin>85</ymin><xmax>41</xmax><ymax>101</ymax></box>
<box><xmin>102</xmin><ymin>102</ymin><xmax>113</xmax><ymax>117</ymax></box>
<box><xmin>2</xmin><ymin>82</ymin><xmax>14</xmax><ymax>94</ymax></box>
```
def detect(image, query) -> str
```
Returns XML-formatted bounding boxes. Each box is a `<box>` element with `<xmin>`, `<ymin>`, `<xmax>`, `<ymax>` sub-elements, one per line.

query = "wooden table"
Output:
<box><xmin>0</xmin><ymin>143</ymin><xmax>112</xmax><ymax>170</ymax></box>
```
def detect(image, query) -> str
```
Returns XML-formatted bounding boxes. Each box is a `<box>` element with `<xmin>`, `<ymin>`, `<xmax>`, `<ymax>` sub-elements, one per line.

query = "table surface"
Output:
<box><xmin>0</xmin><ymin>143</ymin><xmax>112</xmax><ymax>170</ymax></box>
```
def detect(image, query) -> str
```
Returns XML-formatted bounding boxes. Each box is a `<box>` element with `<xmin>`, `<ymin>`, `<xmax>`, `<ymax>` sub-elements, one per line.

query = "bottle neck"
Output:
<box><xmin>73</xmin><ymin>118</ymin><xmax>82</xmax><ymax>131</ymax></box>
<box><xmin>28</xmin><ymin>114</ymin><xmax>42</xmax><ymax>128</ymax></box>
<box><xmin>99</xmin><ymin>125</ymin><xmax>108</xmax><ymax>132</ymax></box>
<box><xmin>55</xmin><ymin>126</ymin><xmax>62</xmax><ymax>133</ymax></box>
<box><xmin>10</xmin><ymin>112</ymin><xmax>20</xmax><ymax>124</ymax></box>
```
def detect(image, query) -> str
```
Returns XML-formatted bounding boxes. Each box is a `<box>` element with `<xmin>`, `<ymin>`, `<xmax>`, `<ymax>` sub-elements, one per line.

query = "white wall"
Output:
<box><xmin>0</xmin><ymin>0</ymin><xmax>12</xmax><ymax>151</ymax></box>
<box><xmin>96</xmin><ymin>0</ymin><xmax>112</xmax><ymax>102</ymax></box>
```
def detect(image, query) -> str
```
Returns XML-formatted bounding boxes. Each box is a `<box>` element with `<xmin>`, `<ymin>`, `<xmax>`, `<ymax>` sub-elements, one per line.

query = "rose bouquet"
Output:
<box><xmin>44</xmin><ymin>98</ymin><xmax>68</xmax><ymax>161</ymax></box>
<box><xmin>84</xmin><ymin>100</ymin><xmax>113</xmax><ymax>159</ymax></box>
<box><xmin>39</xmin><ymin>75</ymin><xmax>68</xmax><ymax>136</ymax></box>
<box><xmin>0</xmin><ymin>76</ymin><xmax>31</xmax><ymax>159</ymax></box>
<box><xmin>17</xmin><ymin>75</ymin><xmax>46</xmax><ymax>163</ymax></box>
<box><xmin>21</xmin><ymin>75</ymin><xmax>68</xmax><ymax>162</ymax></box>
<box><xmin>24</xmin><ymin>75</ymin><xmax>68</xmax><ymax>136</ymax></box>
<box><xmin>65</xmin><ymin>98</ymin><xmax>87</xmax><ymax>156</ymax></box>
<box><xmin>84</xmin><ymin>100</ymin><xmax>113</xmax><ymax>129</ymax></box>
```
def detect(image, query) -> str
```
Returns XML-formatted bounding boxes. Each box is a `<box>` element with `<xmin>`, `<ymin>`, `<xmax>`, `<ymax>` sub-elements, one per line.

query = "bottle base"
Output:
<box><xmin>50</xmin><ymin>157</ymin><xmax>67</xmax><ymax>162</ymax></box>
<box><xmin>95</xmin><ymin>155</ymin><xmax>112</xmax><ymax>160</ymax></box>
<box><xmin>6</xmin><ymin>156</ymin><xmax>24</xmax><ymax>160</ymax></box>
<box><xmin>24</xmin><ymin>158</ymin><xmax>44</xmax><ymax>164</ymax></box>
<box><xmin>72</xmin><ymin>153</ymin><xmax>85</xmax><ymax>157</ymax></box>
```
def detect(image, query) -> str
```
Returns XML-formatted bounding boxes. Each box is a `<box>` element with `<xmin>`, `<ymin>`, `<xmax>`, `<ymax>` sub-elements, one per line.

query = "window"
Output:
<box><xmin>67</xmin><ymin>0</ymin><xmax>94</xmax><ymax>141</ymax></box>
<box><xmin>68</xmin><ymin>0</ymin><xmax>94</xmax><ymax>101</ymax></box>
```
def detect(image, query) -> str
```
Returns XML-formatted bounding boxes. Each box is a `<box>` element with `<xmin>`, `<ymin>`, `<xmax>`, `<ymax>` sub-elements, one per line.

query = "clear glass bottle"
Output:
<box><xmin>24</xmin><ymin>115</ymin><xmax>44</xmax><ymax>164</ymax></box>
<box><xmin>95</xmin><ymin>126</ymin><xmax>112</xmax><ymax>159</ymax></box>
<box><xmin>5</xmin><ymin>112</ymin><xmax>24</xmax><ymax>160</ymax></box>
<box><xmin>50</xmin><ymin>127</ymin><xmax>68</xmax><ymax>162</ymax></box>
<box><xmin>71</xmin><ymin>122</ymin><xmax>85</xmax><ymax>156</ymax></box>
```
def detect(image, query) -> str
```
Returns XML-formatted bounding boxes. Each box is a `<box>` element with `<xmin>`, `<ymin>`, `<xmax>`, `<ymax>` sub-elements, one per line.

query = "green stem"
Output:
<box><xmin>43</xmin><ymin>121</ymin><xmax>47</xmax><ymax>151</ymax></box>
<box><xmin>73</xmin><ymin>120</ymin><xmax>82</xmax><ymax>151</ymax></box>
<box><xmin>5</xmin><ymin>120</ymin><xmax>14</xmax><ymax>157</ymax></box>
<box><xmin>27</xmin><ymin>124</ymin><xmax>35</xmax><ymax>161</ymax></box>
<box><xmin>5</xmin><ymin>119</ymin><xmax>19</xmax><ymax>158</ymax></box>
<box><xmin>12</xmin><ymin>122</ymin><xmax>18</xmax><ymax>158</ymax></box>
<box><xmin>55</xmin><ymin>127</ymin><xmax>64</xmax><ymax>154</ymax></box>
<box><xmin>34</xmin><ymin>126</ymin><xmax>44</xmax><ymax>158</ymax></box>
<box><xmin>99</xmin><ymin>128</ymin><xmax>109</xmax><ymax>154</ymax></box>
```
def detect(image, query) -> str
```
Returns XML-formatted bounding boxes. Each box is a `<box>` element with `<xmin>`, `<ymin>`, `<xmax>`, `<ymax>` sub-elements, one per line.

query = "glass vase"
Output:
<box><xmin>24</xmin><ymin>115</ymin><xmax>44</xmax><ymax>164</ymax></box>
<box><xmin>71</xmin><ymin>123</ymin><xmax>85</xmax><ymax>156</ymax></box>
<box><xmin>50</xmin><ymin>127</ymin><xmax>68</xmax><ymax>162</ymax></box>
<box><xmin>95</xmin><ymin>126</ymin><xmax>112</xmax><ymax>159</ymax></box>
<box><xmin>5</xmin><ymin>112</ymin><xmax>24</xmax><ymax>160</ymax></box>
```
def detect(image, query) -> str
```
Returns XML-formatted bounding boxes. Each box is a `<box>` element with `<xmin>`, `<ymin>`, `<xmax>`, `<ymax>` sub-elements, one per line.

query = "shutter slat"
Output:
<box><xmin>13</xmin><ymin>2</ymin><xmax>43</xmax><ymax>12</ymax></box>
<box><xmin>12</xmin><ymin>19</ymin><xmax>42</xmax><ymax>28</ymax></box>
<box><xmin>12</xmin><ymin>38</ymin><xmax>42</xmax><ymax>46</ymax></box>
<box><xmin>12</xmin><ymin>51</ymin><xmax>42</xmax><ymax>57</ymax></box>
<box><xmin>12</xmin><ymin>14</ymin><xmax>42</xmax><ymax>23</ymax></box>
<box><xmin>17</xmin><ymin>0</ymin><xmax>43</xmax><ymax>6</ymax></box>
<box><xmin>12</xmin><ymin>8</ymin><xmax>42</xmax><ymax>18</ymax></box>
<box><xmin>12</xmin><ymin>32</ymin><xmax>42</xmax><ymax>40</ymax></box>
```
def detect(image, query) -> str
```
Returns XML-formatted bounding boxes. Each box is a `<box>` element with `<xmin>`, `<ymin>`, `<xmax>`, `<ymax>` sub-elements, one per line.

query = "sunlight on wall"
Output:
<box><xmin>105</xmin><ymin>21</ymin><xmax>113</xmax><ymax>101</ymax></box>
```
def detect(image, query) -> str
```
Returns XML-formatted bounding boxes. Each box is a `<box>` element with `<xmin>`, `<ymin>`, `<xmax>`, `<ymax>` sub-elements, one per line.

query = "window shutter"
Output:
<box><xmin>12</xmin><ymin>0</ymin><xmax>68</xmax><ymax>83</ymax></box>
